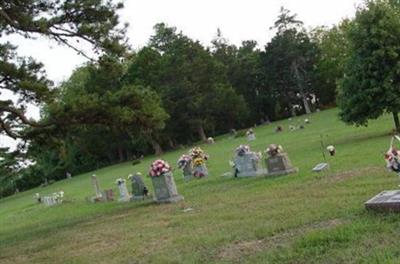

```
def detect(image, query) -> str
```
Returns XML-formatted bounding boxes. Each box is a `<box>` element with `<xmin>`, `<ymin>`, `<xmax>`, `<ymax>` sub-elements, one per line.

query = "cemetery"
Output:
<box><xmin>2</xmin><ymin>109</ymin><xmax>400</xmax><ymax>263</ymax></box>
<box><xmin>2</xmin><ymin>0</ymin><xmax>400</xmax><ymax>263</ymax></box>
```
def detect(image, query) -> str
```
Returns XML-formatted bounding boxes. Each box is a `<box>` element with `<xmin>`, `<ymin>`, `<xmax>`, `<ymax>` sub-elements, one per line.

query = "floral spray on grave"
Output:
<box><xmin>149</xmin><ymin>159</ymin><xmax>183</xmax><ymax>203</ymax></box>
<box><xmin>189</xmin><ymin>147</ymin><xmax>209</xmax><ymax>178</ymax></box>
<box><xmin>385</xmin><ymin>135</ymin><xmax>400</xmax><ymax>186</ymax></box>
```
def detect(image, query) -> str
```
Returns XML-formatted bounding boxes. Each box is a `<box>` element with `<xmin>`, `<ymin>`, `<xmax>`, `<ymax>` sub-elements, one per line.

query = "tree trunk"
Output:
<box><xmin>196</xmin><ymin>125</ymin><xmax>207</xmax><ymax>141</ymax></box>
<box><xmin>168</xmin><ymin>138</ymin><xmax>176</xmax><ymax>149</ymax></box>
<box><xmin>150</xmin><ymin>138</ymin><xmax>163</xmax><ymax>156</ymax></box>
<box><xmin>300</xmin><ymin>91</ymin><xmax>311</xmax><ymax>115</ymax></box>
<box><xmin>292</xmin><ymin>61</ymin><xmax>311</xmax><ymax>115</ymax></box>
<box><xmin>393</xmin><ymin>112</ymin><xmax>400</xmax><ymax>133</ymax></box>
<box><xmin>117</xmin><ymin>145</ymin><xmax>125</xmax><ymax>162</ymax></box>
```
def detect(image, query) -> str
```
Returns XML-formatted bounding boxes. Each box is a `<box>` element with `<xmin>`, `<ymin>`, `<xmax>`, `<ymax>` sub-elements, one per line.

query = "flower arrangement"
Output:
<box><xmin>189</xmin><ymin>147</ymin><xmax>209</xmax><ymax>162</ymax></box>
<box><xmin>115</xmin><ymin>178</ymin><xmax>126</xmax><ymax>185</ymax></box>
<box><xmin>193</xmin><ymin>157</ymin><xmax>205</xmax><ymax>166</ymax></box>
<box><xmin>235</xmin><ymin>144</ymin><xmax>250</xmax><ymax>156</ymax></box>
<box><xmin>265</xmin><ymin>144</ymin><xmax>283</xmax><ymax>157</ymax></box>
<box><xmin>149</xmin><ymin>159</ymin><xmax>172</xmax><ymax>177</ymax></box>
<box><xmin>326</xmin><ymin>145</ymin><xmax>336</xmax><ymax>156</ymax></box>
<box><xmin>177</xmin><ymin>154</ymin><xmax>192</xmax><ymax>169</ymax></box>
<box><xmin>385</xmin><ymin>148</ymin><xmax>400</xmax><ymax>173</ymax></box>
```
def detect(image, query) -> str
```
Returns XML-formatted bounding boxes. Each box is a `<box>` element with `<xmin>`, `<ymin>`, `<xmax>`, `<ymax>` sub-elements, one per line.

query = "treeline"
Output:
<box><xmin>1</xmin><ymin>8</ymin><xmax>350</xmax><ymax>197</ymax></box>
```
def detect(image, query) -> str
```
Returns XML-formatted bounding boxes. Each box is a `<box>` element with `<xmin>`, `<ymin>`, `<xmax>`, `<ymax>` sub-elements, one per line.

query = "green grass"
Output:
<box><xmin>1</xmin><ymin>108</ymin><xmax>400</xmax><ymax>263</ymax></box>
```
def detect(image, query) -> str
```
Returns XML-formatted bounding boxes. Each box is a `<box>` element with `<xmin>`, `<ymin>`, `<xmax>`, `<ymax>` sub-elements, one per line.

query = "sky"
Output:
<box><xmin>0</xmin><ymin>0</ymin><xmax>364</xmax><ymax>149</ymax></box>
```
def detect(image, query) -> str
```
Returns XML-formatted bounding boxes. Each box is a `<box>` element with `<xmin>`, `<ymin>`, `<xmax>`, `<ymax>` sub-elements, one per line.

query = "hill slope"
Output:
<box><xmin>1</xmin><ymin>108</ymin><xmax>400</xmax><ymax>263</ymax></box>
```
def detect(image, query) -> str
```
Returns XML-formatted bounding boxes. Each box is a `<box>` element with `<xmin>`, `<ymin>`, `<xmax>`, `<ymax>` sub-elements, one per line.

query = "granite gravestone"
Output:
<box><xmin>42</xmin><ymin>196</ymin><xmax>57</xmax><ymax>206</ymax></box>
<box><xmin>91</xmin><ymin>175</ymin><xmax>103</xmax><ymax>199</ymax></box>
<box><xmin>193</xmin><ymin>164</ymin><xmax>208</xmax><ymax>178</ymax></box>
<box><xmin>247</xmin><ymin>133</ymin><xmax>256</xmax><ymax>141</ymax></box>
<box><xmin>265</xmin><ymin>153</ymin><xmax>297</xmax><ymax>176</ymax></box>
<box><xmin>151</xmin><ymin>172</ymin><xmax>183</xmax><ymax>203</ymax></box>
<box><xmin>234</xmin><ymin>152</ymin><xmax>265</xmax><ymax>177</ymax></box>
<box><xmin>182</xmin><ymin>160</ymin><xmax>193</xmax><ymax>181</ymax></box>
<box><xmin>116</xmin><ymin>180</ymin><xmax>131</xmax><ymax>202</ymax></box>
<box><xmin>130</xmin><ymin>174</ymin><xmax>149</xmax><ymax>200</ymax></box>
<box><xmin>365</xmin><ymin>190</ymin><xmax>400</xmax><ymax>212</ymax></box>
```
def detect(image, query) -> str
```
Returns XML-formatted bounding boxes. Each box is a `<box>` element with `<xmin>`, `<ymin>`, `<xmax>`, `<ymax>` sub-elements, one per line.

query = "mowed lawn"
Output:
<box><xmin>1</xmin><ymin>108</ymin><xmax>400</xmax><ymax>264</ymax></box>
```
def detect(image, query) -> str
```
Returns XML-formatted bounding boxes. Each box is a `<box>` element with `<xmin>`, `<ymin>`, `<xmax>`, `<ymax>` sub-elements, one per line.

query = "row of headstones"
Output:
<box><xmin>90</xmin><ymin>172</ymin><xmax>183</xmax><ymax>204</ymax></box>
<box><xmin>233</xmin><ymin>151</ymin><xmax>297</xmax><ymax>178</ymax></box>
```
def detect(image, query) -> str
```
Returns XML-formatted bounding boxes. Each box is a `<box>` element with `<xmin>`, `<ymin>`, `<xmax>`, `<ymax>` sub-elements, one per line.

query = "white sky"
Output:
<box><xmin>0</xmin><ymin>0</ymin><xmax>363</xmax><ymax>149</ymax></box>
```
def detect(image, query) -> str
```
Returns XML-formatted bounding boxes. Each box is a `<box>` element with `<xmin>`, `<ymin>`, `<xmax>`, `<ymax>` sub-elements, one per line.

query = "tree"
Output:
<box><xmin>0</xmin><ymin>0</ymin><xmax>127</xmax><ymax>141</ymax></box>
<box><xmin>338</xmin><ymin>0</ymin><xmax>400</xmax><ymax>131</ymax></box>
<box><xmin>129</xmin><ymin>23</ymin><xmax>247</xmax><ymax>143</ymax></box>
<box><xmin>262</xmin><ymin>7</ymin><xmax>318</xmax><ymax>117</ymax></box>
<box><xmin>311</xmin><ymin>20</ymin><xmax>352</xmax><ymax>106</ymax></box>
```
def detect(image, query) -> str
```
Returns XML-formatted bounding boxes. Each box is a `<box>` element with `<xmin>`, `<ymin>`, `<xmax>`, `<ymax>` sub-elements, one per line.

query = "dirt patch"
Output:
<box><xmin>216</xmin><ymin>218</ymin><xmax>346</xmax><ymax>263</ymax></box>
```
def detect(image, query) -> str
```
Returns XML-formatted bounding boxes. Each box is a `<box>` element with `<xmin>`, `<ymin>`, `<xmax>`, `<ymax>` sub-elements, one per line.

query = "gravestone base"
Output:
<box><xmin>365</xmin><ymin>190</ymin><xmax>400</xmax><ymax>212</ymax></box>
<box><xmin>265</xmin><ymin>153</ymin><xmax>297</xmax><ymax>177</ymax></box>
<box><xmin>183</xmin><ymin>174</ymin><xmax>193</xmax><ymax>181</ymax></box>
<box><xmin>131</xmin><ymin>195</ymin><xmax>152</xmax><ymax>201</ymax></box>
<box><xmin>151</xmin><ymin>172</ymin><xmax>184</xmax><ymax>204</ymax></box>
<box><xmin>154</xmin><ymin>195</ymin><xmax>184</xmax><ymax>204</ymax></box>
<box><xmin>236</xmin><ymin>168</ymin><xmax>268</xmax><ymax>178</ymax></box>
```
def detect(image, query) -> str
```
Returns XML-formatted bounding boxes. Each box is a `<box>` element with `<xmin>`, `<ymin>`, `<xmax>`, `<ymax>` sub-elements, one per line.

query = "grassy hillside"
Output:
<box><xmin>1</xmin><ymin>108</ymin><xmax>400</xmax><ymax>263</ymax></box>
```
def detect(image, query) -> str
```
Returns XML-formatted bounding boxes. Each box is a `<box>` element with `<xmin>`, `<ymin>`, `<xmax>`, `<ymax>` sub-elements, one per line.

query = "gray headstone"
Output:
<box><xmin>116</xmin><ymin>181</ymin><xmax>131</xmax><ymax>202</ymax></box>
<box><xmin>182</xmin><ymin>160</ymin><xmax>193</xmax><ymax>181</ymax></box>
<box><xmin>234</xmin><ymin>152</ymin><xmax>264</xmax><ymax>177</ymax></box>
<box><xmin>130</xmin><ymin>175</ymin><xmax>148</xmax><ymax>200</ymax></box>
<box><xmin>265</xmin><ymin>153</ymin><xmax>297</xmax><ymax>176</ymax></box>
<box><xmin>365</xmin><ymin>190</ymin><xmax>400</xmax><ymax>212</ymax></box>
<box><xmin>247</xmin><ymin>134</ymin><xmax>256</xmax><ymax>141</ymax></box>
<box><xmin>91</xmin><ymin>175</ymin><xmax>102</xmax><ymax>198</ymax></box>
<box><xmin>151</xmin><ymin>172</ymin><xmax>183</xmax><ymax>203</ymax></box>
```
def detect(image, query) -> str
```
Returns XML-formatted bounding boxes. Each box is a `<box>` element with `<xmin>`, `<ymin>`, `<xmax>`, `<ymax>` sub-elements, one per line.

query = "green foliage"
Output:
<box><xmin>338</xmin><ymin>0</ymin><xmax>400</xmax><ymax>129</ymax></box>
<box><xmin>311</xmin><ymin>20</ymin><xmax>353</xmax><ymax>106</ymax></box>
<box><xmin>261</xmin><ymin>8</ymin><xmax>319</xmax><ymax>117</ymax></box>
<box><xmin>0</xmin><ymin>0</ymin><xmax>127</xmax><ymax>140</ymax></box>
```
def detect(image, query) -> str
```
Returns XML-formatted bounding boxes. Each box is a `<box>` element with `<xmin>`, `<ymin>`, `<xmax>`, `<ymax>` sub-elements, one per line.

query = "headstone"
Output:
<box><xmin>116</xmin><ymin>179</ymin><xmax>131</xmax><ymax>202</ymax></box>
<box><xmin>312</xmin><ymin>163</ymin><xmax>329</xmax><ymax>172</ymax></box>
<box><xmin>130</xmin><ymin>174</ymin><xmax>149</xmax><ymax>200</ymax></box>
<box><xmin>182</xmin><ymin>160</ymin><xmax>193</xmax><ymax>181</ymax></box>
<box><xmin>42</xmin><ymin>196</ymin><xmax>57</xmax><ymax>206</ymax></box>
<box><xmin>265</xmin><ymin>153</ymin><xmax>297</xmax><ymax>176</ymax></box>
<box><xmin>91</xmin><ymin>175</ymin><xmax>102</xmax><ymax>199</ymax></box>
<box><xmin>102</xmin><ymin>189</ymin><xmax>114</xmax><ymax>201</ymax></box>
<box><xmin>247</xmin><ymin>133</ymin><xmax>256</xmax><ymax>141</ymax></box>
<box><xmin>365</xmin><ymin>190</ymin><xmax>400</xmax><ymax>212</ymax></box>
<box><xmin>234</xmin><ymin>152</ymin><xmax>265</xmax><ymax>177</ymax></box>
<box><xmin>151</xmin><ymin>172</ymin><xmax>183</xmax><ymax>203</ymax></box>
<box><xmin>193</xmin><ymin>164</ymin><xmax>208</xmax><ymax>178</ymax></box>
<box><xmin>66</xmin><ymin>171</ymin><xmax>72</xmax><ymax>179</ymax></box>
